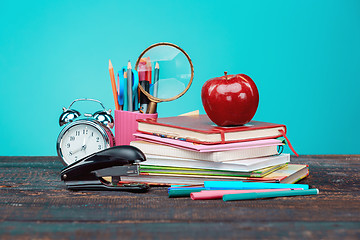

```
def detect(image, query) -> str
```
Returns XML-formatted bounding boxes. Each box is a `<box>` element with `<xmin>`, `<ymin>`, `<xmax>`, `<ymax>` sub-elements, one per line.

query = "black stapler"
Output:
<box><xmin>60</xmin><ymin>145</ymin><xmax>149</xmax><ymax>192</ymax></box>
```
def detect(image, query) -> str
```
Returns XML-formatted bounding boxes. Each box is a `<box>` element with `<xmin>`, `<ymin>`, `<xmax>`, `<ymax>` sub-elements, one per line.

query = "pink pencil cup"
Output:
<box><xmin>114</xmin><ymin>110</ymin><xmax>158</xmax><ymax>145</ymax></box>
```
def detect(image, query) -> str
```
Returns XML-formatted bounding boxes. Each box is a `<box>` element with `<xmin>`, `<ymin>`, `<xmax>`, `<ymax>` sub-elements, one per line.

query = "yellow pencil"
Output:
<box><xmin>109</xmin><ymin>60</ymin><xmax>120</xmax><ymax>110</ymax></box>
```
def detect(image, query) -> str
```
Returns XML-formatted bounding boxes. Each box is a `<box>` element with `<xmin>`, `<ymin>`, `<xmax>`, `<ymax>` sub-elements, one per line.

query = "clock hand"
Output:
<box><xmin>70</xmin><ymin>136</ymin><xmax>87</xmax><ymax>156</ymax></box>
<box><xmin>81</xmin><ymin>136</ymin><xmax>87</xmax><ymax>154</ymax></box>
<box><xmin>81</xmin><ymin>128</ymin><xmax>93</xmax><ymax>149</ymax></box>
<box><xmin>82</xmin><ymin>143</ymin><xmax>87</xmax><ymax>154</ymax></box>
<box><xmin>71</xmin><ymin>146</ymin><xmax>84</xmax><ymax>155</ymax></box>
<box><xmin>83</xmin><ymin>132</ymin><xmax>94</xmax><ymax>154</ymax></box>
<box><xmin>82</xmin><ymin>135</ymin><xmax>87</xmax><ymax>147</ymax></box>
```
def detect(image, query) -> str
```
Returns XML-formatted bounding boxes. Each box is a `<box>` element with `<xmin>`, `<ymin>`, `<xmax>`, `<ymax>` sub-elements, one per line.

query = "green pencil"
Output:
<box><xmin>223</xmin><ymin>189</ymin><xmax>319</xmax><ymax>201</ymax></box>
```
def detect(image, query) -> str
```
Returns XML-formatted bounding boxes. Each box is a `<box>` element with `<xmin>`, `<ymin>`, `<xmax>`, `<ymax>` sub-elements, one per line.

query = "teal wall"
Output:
<box><xmin>1</xmin><ymin>0</ymin><xmax>359</xmax><ymax>156</ymax></box>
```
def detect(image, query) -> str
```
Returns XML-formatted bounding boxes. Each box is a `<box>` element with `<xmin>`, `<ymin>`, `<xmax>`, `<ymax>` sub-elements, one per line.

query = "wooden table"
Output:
<box><xmin>0</xmin><ymin>155</ymin><xmax>359</xmax><ymax>239</ymax></box>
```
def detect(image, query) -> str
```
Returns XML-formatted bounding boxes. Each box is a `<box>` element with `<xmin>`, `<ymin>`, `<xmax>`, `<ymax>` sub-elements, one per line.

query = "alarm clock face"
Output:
<box><xmin>57</xmin><ymin>119</ymin><xmax>113</xmax><ymax>165</ymax></box>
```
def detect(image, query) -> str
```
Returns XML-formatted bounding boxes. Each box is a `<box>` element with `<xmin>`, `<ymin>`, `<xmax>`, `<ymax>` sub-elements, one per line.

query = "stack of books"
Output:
<box><xmin>122</xmin><ymin>114</ymin><xmax>308</xmax><ymax>185</ymax></box>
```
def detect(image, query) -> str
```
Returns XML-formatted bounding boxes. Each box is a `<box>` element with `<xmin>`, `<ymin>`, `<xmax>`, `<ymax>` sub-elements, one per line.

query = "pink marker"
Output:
<box><xmin>190</xmin><ymin>188</ymin><xmax>303</xmax><ymax>200</ymax></box>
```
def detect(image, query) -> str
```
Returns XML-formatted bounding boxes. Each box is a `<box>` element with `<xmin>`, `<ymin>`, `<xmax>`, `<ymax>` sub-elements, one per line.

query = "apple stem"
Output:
<box><xmin>224</xmin><ymin>71</ymin><xmax>228</xmax><ymax>80</ymax></box>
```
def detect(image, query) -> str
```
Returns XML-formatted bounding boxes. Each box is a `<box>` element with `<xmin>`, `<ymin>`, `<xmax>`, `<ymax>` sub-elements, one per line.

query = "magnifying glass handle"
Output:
<box><xmin>146</xmin><ymin>101</ymin><xmax>157</xmax><ymax>114</ymax></box>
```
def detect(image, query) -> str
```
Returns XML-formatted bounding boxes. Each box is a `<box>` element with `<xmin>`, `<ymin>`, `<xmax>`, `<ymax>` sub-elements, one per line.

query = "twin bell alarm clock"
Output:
<box><xmin>56</xmin><ymin>98</ymin><xmax>115</xmax><ymax>165</ymax></box>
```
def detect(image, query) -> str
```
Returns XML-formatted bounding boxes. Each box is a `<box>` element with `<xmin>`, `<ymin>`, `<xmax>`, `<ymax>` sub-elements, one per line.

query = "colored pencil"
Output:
<box><xmin>109</xmin><ymin>60</ymin><xmax>120</xmax><ymax>110</ymax></box>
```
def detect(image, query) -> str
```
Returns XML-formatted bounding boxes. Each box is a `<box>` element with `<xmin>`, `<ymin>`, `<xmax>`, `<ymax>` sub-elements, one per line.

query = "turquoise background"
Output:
<box><xmin>0</xmin><ymin>0</ymin><xmax>359</xmax><ymax>156</ymax></box>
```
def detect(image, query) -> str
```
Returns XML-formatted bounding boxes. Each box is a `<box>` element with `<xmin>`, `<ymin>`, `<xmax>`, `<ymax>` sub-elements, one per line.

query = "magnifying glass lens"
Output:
<box><xmin>138</xmin><ymin>45</ymin><xmax>192</xmax><ymax>100</ymax></box>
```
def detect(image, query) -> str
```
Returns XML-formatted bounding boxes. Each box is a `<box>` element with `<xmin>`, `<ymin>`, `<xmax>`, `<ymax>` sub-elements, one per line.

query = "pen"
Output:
<box><xmin>145</xmin><ymin>57</ymin><xmax>152</xmax><ymax>83</ymax></box>
<box><xmin>127</xmin><ymin>61</ymin><xmax>133</xmax><ymax>111</ymax></box>
<box><xmin>139</xmin><ymin>81</ymin><xmax>150</xmax><ymax>112</ymax></box>
<box><xmin>108</xmin><ymin>60</ymin><xmax>120</xmax><ymax>110</ymax></box>
<box><xmin>138</xmin><ymin>60</ymin><xmax>149</xmax><ymax>112</ymax></box>
<box><xmin>222</xmin><ymin>189</ymin><xmax>319</xmax><ymax>201</ymax></box>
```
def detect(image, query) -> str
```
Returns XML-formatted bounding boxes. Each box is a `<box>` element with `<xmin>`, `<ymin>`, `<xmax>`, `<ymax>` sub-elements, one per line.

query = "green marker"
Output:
<box><xmin>223</xmin><ymin>189</ymin><xmax>319</xmax><ymax>201</ymax></box>
<box><xmin>168</xmin><ymin>188</ymin><xmax>205</xmax><ymax>198</ymax></box>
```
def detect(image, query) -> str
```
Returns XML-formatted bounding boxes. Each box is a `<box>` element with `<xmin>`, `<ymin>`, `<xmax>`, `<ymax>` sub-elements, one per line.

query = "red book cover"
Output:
<box><xmin>137</xmin><ymin>114</ymin><xmax>287</xmax><ymax>144</ymax></box>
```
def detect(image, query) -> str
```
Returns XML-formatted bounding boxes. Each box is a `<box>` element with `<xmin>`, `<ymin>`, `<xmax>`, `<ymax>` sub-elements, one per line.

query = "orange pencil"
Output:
<box><xmin>109</xmin><ymin>60</ymin><xmax>120</xmax><ymax>110</ymax></box>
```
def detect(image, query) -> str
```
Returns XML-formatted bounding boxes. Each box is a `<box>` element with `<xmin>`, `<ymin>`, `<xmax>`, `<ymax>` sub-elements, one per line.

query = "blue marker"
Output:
<box><xmin>119</xmin><ymin>67</ymin><xmax>128</xmax><ymax>111</ymax></box>
<box><xmin>204</xmin><ymin>181</ymin><xmax>309</xmax><ymax>190</ymax></box>
<box><xmin>132</xmin><ymin>70</ymin><xmax>139</xmax><ymax>111</ymax></box>
<box><xmin>118</xmin><ymin>70</ymin><xmax>125</xmax><ymax>110</ymax></box>
<box><xmin>223</xmin><ymin>189</ymin><xmax>319</xmax><ymax>201</ymax></box>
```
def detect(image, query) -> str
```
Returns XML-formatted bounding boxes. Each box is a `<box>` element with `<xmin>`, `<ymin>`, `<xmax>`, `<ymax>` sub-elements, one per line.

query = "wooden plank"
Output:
<box><xmin>1</xmin><ymin>222</ymin><xmax>360</xmax><ymax>239</ymax></box>
<box><xmin>0</xmin><ymin>155</ymin><xmax>359</xmax><ymax>239</ymax></box>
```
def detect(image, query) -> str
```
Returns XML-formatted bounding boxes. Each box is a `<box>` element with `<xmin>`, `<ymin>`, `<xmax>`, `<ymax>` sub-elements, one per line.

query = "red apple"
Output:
<box><xmin>201</xmin><ymin>72</ymin><xmax>259</xmax><ymax>126</ymax></box>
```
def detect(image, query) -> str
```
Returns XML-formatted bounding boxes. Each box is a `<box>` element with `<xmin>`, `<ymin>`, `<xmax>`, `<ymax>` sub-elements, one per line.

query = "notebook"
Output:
<box><xmin>133</xmin><ymin>133</ymin><xmax>283</xmax><ymax>152</ymax></box>
<box><xmin>140</xmin><ymin>164</ymin><xmax>286</xmax><ymax>178</ymax></box>
<box><xmin>140</xmin><ymin>154</ymin><xmax>290</xmax><ymax>172</ymax></box>
<box><xmin>131</xmin><ymin>140</ymin><xmax>281</xmax><ymax>162</ymax></box>
<box><xmin>262</xmin><ymin>164</ymin><xmax>309</xmax><ymax>184</ymax></box>
<box><xmin>120</xmin><ymin>163</ymin><xmax>308</xmax><ymax>186</ymax></box>
<box><xmin>137</xmin><ymin>114</ymin><xmax>286</xmax><ymax>144</ymax></box>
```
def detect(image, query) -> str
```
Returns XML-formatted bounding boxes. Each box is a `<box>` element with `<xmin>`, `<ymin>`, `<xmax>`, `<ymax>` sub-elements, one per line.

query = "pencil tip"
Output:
<box><xmin>127</xmin><ymin>61</ymin><xmax>132</xmax><ymax>68</ymax></box>
<box><xmin>109</xmin><ymin>60</ymin><xmax>113</xmax><ymax>68</ymax></box>
<box><xmin>155</xmin><ymin>62</ymin><xmax>159</xmax><ymax>68</ymax></box>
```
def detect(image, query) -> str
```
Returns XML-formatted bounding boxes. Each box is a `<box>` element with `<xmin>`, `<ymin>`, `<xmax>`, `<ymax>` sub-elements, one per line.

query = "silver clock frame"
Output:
<box><xmin>56</xmin><ymin>118</ymin><xmax>115</xmax><ymax>166</ymax></box>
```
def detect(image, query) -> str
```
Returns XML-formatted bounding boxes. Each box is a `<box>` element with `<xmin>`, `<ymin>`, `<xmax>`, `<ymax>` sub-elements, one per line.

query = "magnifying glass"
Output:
<box><xmin>135</xmin><ymin>42</ymin><xmax>194</xmax><ymax>114</ymax></box>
